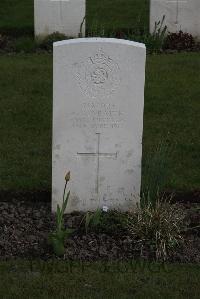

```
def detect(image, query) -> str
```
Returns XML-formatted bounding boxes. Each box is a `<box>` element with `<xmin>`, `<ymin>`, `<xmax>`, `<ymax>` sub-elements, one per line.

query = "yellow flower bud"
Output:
<box><xmin>65</xmin><ymin>171</ymin><xmax>70</xmax><ymax>182</ymax></box>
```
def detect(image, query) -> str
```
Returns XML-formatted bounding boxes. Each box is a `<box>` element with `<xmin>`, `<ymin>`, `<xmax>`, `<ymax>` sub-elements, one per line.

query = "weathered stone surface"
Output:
<box><xmin>52</xmin><ymin>38</ymin><xmax>146</xmax><ymax>212</ymax></box>
<box><xmin>34</xmin><ymin>0</ymin><xmax>85</xmax><ymax>38</ymax></box>
<box><xmin>150</xmin><ymin>0</ymin><xmax>200</xmax><ymax>38</ymax></box>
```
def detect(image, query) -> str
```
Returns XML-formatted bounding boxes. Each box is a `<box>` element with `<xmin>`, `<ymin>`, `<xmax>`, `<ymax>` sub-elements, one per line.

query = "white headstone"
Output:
<box><xmin>52</xmin><ymin>38</ymin><xmax>146</xmax><ymax>213</ymax></box>
<box><xmin>150</xmin><ymin>0</ymin><xmax>200</xmax><ymax>38</ymax></box>
<box><xmin>34</xmin><ymin>0</ymin><xmax>85</xmax><ymax>38</ymax></box>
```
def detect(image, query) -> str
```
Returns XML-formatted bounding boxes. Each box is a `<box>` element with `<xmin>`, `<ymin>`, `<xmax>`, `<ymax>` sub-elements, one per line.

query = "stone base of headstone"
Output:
<box><xmin>34</xmin><ymin>0</ymin><xmax>85</xmax><ymax>39</ymax></box>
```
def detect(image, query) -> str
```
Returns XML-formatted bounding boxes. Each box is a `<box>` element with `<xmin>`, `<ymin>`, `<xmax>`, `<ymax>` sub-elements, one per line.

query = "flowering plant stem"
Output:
<box><xmin>48</xmin><ymin>172</ymin><xmax>73</xmax><ymax>256</ymax></box>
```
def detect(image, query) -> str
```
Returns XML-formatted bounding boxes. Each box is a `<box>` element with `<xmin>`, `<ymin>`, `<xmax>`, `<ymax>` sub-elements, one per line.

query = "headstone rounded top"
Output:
<box><xmin>53</xmin><ymin>38</ymin><xmax>146</xmax><ymax>49</ymax></box>
<box><xmin>52</xmin><ymin>35</ymin><xmax>146</xmax><ymax>213</ymax></box>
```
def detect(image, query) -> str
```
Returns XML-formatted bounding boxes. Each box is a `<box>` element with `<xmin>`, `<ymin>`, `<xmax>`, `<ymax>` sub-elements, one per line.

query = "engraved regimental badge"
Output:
<box><xmin>74</xmin><ymin>49</ymin><xmax>121</xmax><ymax>99</ymax></box>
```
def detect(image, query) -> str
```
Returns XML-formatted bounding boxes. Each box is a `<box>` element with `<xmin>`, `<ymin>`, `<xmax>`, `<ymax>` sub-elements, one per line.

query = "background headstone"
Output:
<box><xmin>150</xmin><ymin>0</ymin><xmax>200</xmax><ymax>38</ymax></box>
<box><xmin>34</xmin><ymin>0</ymin><xmax>85</xmax><ymax>38</ymax></box>
<box><xmin>52</xmin><ymin>38</ymin><xmax>146</xmax><ymax>213</ymax></box>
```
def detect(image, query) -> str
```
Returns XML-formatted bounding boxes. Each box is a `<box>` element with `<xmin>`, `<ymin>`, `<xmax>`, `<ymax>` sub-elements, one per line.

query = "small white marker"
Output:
<box><xmin>102</xmin><ymin>206</ymin><xmax>109</xmax><ymax>212</ymax></box>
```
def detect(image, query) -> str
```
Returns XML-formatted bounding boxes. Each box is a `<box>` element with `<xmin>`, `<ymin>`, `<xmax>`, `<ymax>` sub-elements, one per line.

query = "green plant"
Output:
<box><xmin>12</xmin><ymin>36</ymin><xmax>36</xmax><ymax>53</ymax></box>
<box><xmin>48</xmin><ymin>172</ymin><xmax>73</xmax><ymax>256</ymax></box>
<box><xmin>127</xmin><ymin>199</ymin><xmax>186</xmax><ymax>261</ymax></box>
<box><xmin>38</xmin><ymin>32</ymin><xmax>69</xmax><ymax>51</ymax></box>
<box><xmin>165</xmin><ymin>31</ymin><xmax>195</xmax><ymax>51</ymax></box>
<box><xmin>84</xmin><ymin>209</ymin><xmax>127</xmax><ymax>235</ymax></box>
<box><xmin>85</xmin><ymin>209</ymin><xmax>102</xmax><ymax>234</ymax></box>
<box><xmin>141</xmin><ymin>16</ymin><xmax>167</xmax><ymax>53</ymax></box>
<box><xmin>97</xmin><ymin>210</ymin><xmax>128</xmax><ymax>234</ymax></box>
<box><xmin>121</xmin><ymin>16</ymin><xmax>167</xmax><ymax>54</ymax></box>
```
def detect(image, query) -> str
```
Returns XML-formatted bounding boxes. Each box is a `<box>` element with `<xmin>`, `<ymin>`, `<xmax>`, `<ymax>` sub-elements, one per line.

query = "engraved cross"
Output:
<box><xmin>77</xmin><ymin>133</ymin><xmax>117</xmax><ymax>195</ymax></box>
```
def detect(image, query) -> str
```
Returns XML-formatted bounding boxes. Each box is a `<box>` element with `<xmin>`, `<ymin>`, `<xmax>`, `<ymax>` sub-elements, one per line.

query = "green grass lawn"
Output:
<box><xmin>0</xmin><ymin>260</ymin><xmax>199</xmax><ymax>298</ymax></box>
<box><xmin>144</xmin><ymin>53</ymin><xmax>200</xmax><ymax>191</ymax></box>
<box><xmin>87</xmin><ymin>0</ymin><xmax>149</xmax><ymax>32</ymax></box>
<box><xmin>0</xmin><ymin>54</ymin><xmax>52</xmax><ymax>191</ymax></box>
<box><xmin>0</xmin><ymin>0</ymin><xmax>33</xmax><ymax>34</ymax></box>
<box><xmin>0</xmin><ymin>0</ymin><xmax>149</xmax><ymax>35</ymax></box>
<box><xmin>0</xmin><ymin>52</ymin><xmax>199</xmax><ymax>192</ymax></box>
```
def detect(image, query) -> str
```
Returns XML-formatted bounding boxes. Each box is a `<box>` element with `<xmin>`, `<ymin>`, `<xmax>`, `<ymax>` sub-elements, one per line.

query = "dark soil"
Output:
<box><xmin>0</xmin><ymin>192</ymin><xmax>199</xmax><ymax>262</ymax></box>
<box><xmin>0</xmin><ymin>33</ymin><xmax>200</xmax><ymax>55</ymax></box>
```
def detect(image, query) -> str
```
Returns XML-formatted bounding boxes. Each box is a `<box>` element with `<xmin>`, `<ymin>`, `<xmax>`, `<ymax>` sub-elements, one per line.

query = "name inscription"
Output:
<box><xmin>71</xmin><ymin>102</ymin><xmax>124</xmax><ymax>129</ymax></box>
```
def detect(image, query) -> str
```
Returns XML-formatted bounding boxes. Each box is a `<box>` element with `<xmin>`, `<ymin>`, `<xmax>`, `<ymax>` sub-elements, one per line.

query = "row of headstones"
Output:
<box><xmin>34</xmin><ymin>0</ymin><xmax>200</xmax><ymax>39</ymax></box>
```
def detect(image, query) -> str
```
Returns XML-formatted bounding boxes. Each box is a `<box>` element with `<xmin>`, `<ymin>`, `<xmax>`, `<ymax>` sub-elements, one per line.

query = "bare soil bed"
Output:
<box><xmin>0</xmin><ymin>191</ymin><xmax>199</xmax><ymax>262</ymax></box>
